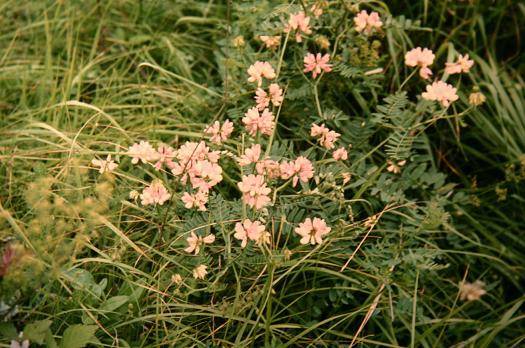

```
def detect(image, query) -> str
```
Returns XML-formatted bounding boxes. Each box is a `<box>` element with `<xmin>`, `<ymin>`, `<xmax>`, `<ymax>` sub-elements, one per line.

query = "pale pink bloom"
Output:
<box><xmin>204</xmin><ymin>120</ymin><xmax>234</xmax><ymax>144</ymax></box>
<box><xmin>295</xmin><ymin>217</ymin><xmax>331</xmax><ymax>245</ymax></box>
<box><xmin>254</xmin><ymin>84</ymin><xmax>283</xmax><ymax>111</ymax></box>
<box><xmin>422</xmin><ymin>81</ymin><xmax>459</xmax><ymax>107</ymax></box>
<box><xmin>247</xmin><ymin>61</ymin><xmax>276</xmax><ymax>86</ymax></box>
<box><xmin>140</xmin><ymin>180</ymin><xmax>171</xmax><ymax>206</ymax></box>
<box><xmin>445</xmin><ymin>54</ymin><xmax>474</xmax><ymax>75</ymax></box>
<box><xmin>405</xmin><ymin>47</ymin><xmax>435</xmax><ymax>80</ymax></box>
<box><xmin>386</xmin><ymin>159</ymin><xmax>407</xmax><ymax>174</ymax></box>
<box><xmin>284</xmin><ymin>11</ymin><xmax>312</xmax><ymax>43</ymax></box>
<box><xmin>333</xmin><ymin>147</ymin><xmax>348</xmax><ymax>161</ymax></box>
<box><xmin>190</xmin><ymin>160</ymin><xmax>223</xmax><ymax>191</ymax></box>
<box><xmin>459</xmin><ymin>280</ymin><xmax>486</xmax><ymax>301</ymax></box>
<box><xmin>256</xmin><ymin>159</ymin><xmax>281</xmax><ymax>179</ymax></box>
<box><xmin>192</xmin><ymin>264</ymin><xmax>208</xmax><ymax>280</ymax></box>
<box><xmin>181</xmin><ymin>190</ymin><xmax>208</xmax><ymax>211</ymax></box>
<box><xmin>237</xmin><ymin>174</ymin><xmax>271</xmax><ymax>210</ymax></box>
<box><xmin>238</xmin><ymin>144</ymin><xmax>261</xmax><ymax>166</ymax></box>
<box><xmin>260</xmin><ymin>35</ymin><xmax>281</xmax><ymax>49</ymax></box>
<box><xmin>311</xmin><ymin>4</ymin><xmax>323</xmax><ymax>17</ymax></box>
<box><xmin>280</xmin><ymin>156</ymin><xmax>314</xmax><ymax>187</ymax></box>
<box><xmin>303</xmin><ymin>53</ymin><xmax>332</xmax><ymax>78</ymax></box>
<box><xmin>268</xmin><ymin>83</ymin><xmax>284</xmax><ymax>106</ymax></box>
<box><xmin>91</xmin><ymin>154</ymin><xmax>118</xmax><ymax>174</ymax></box>
<box><xmin>171</xmin><ymin>141</ymin><xmax>221</xmax><ymax>189</ymax></box>
<box><xmin>129</xmin><ymin>190</ymin><xmax>139</xmax><ymax>200</ymax></box>
<box><xmin>184</xmin><ymin>231</ymin><xmax>215</xmax><ymax>254</ymax></box>
<box><xmin>234</xmin><ymin>219</ymin><xmax>266</xmax><ymax>248</ymax></box>
<box><xmin>354</xmin><ymin>10</ymin><xmax>383</xmax><ymax>34</ymax></box>
<box><xmin>242</xmin><ymin>107</ymin><xmax>275</xmax><ymax>136</ymax></box>
<box><xmin>310</xmin><ymin>123</ymin><xmax>340</xmax><ymax>149</ymax></box>
<box><xmin>153</xmin><ymin>143</ymin><xmax>176</xmax><ymax>170</ymax></box>
<box><xmin>128</xmin><ymin>141</ymin><xmax>158</xmax><ymax>164</ymax></box>
<box><xmin>419</xmin><ymin>66</ymin><xmax>433</xmax><ymax>80</ymax></box>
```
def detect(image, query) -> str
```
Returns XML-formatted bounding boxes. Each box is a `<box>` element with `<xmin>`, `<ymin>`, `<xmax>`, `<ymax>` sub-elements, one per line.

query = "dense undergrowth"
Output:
<box><xmin>0</xmin><ymin>1</ymin><xmax>524</xmax><ymax>347</ymax></box>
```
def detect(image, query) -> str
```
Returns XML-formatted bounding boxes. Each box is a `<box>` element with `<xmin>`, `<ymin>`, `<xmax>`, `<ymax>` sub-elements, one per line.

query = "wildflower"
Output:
<box><xmin>91</xmin><ymin>154</ymin><xmax>118</xmax><ymax>174</ymax></box>
<box><xmin>192</xmin><ymin>264</ymin><xmax>208</xmax><ymax>280</ymax></box>
<box><xmin>295</xmin><ymin>217</ymin><xmax>331</xmax><ymax>245</ymax></box>
<box><xmin>386</xmin><ymin>160</ymin><xmax>406</xmax><ymax>174</ymax></box>
<box><xmin>280</xmin><ymin>156</ymin><xmax>314</xmax><ymax>187</ymax></box>
<box><xmin>238</xmin><ymin>144</ymin><xmax>261</xmax><ymax>166</ymax></box>
<box><xmin>284</xmin><ymin>11</ymin><xmax>312</xmax><ymax>43</ymax></box>
<box><xmin>459</xmin><ymin>280</ymin><xmax>487</xmax><ymax>301</ymax></box>
<box><xmin>268</xmin><ymin>83</ymin><xmax>284</xmax><ymax>107</ymax></box>
<box><xmin>232</xmin><ymin>35</ymin><xmax>245</xmax><ymax>48</ymax></box>
<box><xmin>310</xmin><ymin>123</ymin><xmax>340</xmax><ymax>149</ymax></box>
<box><xmin>181</xmin><ymin>190</ymin><xmax>208</xmax><ymax>211</ymax></box>
<box><xmin>204</xmin><ymin>120</ymin><xmax>234</xmax><ymax>144</ymax></box>
<box><xmin>260</xmin><ymin>35</ymin><xmax>281</xmax><ymax>49</ymax></box>
<box><xmin>354</xmin><ymin>10</ymin><xmax>383</xmax><ymax>34</ymax></box>
<box><xmin>129</xmin><ymin>190</ymin><xmax>139</xmax><ymax>200</ymax></box>
<box><xmin>234</xmin><ymin>219</ymin><xmax>266</xmax><ymax>248</ymax></box>
<box><xmin>171</xmin><ymin>273</ymin><xmax>183</xmax><ymax>285</ymax></box>
<box><xmin>242</xmin><ymin>107</ymin><xmax>275</xmax><ymax>136</ymax></box>
<box><xmin>333</xmin><ymin>147</ymin><xmax>348</xmax><ymax>160</ymax></box>
<box><xmin>342</xmin><ymin>172</ymin><xmax>352</xmax><ymax>184</ymax></box>
<box><xmin>469</xmin><ymin>91</ymin><xmax>486</xmax><ymax>106</ymax></box>
<box><xmin>140</xmin><ymin>180</ymin><xmax>171</xmax><ymax>206</ymax></box>
<box><xmin>303</xmin><ymin>53</ymin><xmax>332</xmax><ymax>78</ymax></box>
<box><xmin>238</xmin><ymin>174</ymin><xmax>271</xmax><ymax>210</ymax></box>
<box><xmin>184</xmin><ymin>231</ymin><xmax>216</xmax><ymax>255</ymax></box>
<box><xmin>255</xmin><ymin>84</ymin><xmax>283</xmax><ymax>111</ymax></box>
<box><xmin>404</xmin><ymin>47</ymin><xmax>435</xmax><ymax>80</ymax></box>
<box><xmin>315</xmin><ymin>35</ymin><xmax>330</xmax><ymax>49</ymax></box>
<box><xmin>128</xmin><ymin>141</ymin><xmax>158</xmax><ymax>164</ymax></box>
<box><xmin>310</xmin><ymin>4</ymin><xmax>323</xmax><ymax>17</ymax></box>
<box><xmin>445</xmin><ymin>54</ymin><xmax>474</xmax><ymax>75</ymax></box>
<box><xmin>256</xmin><ymin>159</ymin><xmax>281</xmax><ymax>179</ymax></box>
<box><xmin>422</xmin><ymin>81</ymin><xmax>459</xmax><ymax>107</ymax></box>
<box><xmin>171</xmin><ymin>141</ymin><xmax>222</xmax><ymax>190</ymax></box>
<box><xmin>153</xmin><ymin>143</ymin><xmax>176</xmax><ymax>170</ymax></box>
<box><xmin>247</xmin><ymin>61</ymin><xmax>276</xmax><ymax>86</ymax></box>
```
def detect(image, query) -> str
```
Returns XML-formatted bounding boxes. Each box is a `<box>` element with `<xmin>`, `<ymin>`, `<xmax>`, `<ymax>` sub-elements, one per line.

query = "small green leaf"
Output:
<box><xmin>60</xmin><ymin>325</ymin><xmax>98</xmax><ymax>348</ymax></box>
<box><xmin>0</xmin><ymin>321</ymin><xmax>18</xmax><ymax>340</ymax></box>
<box><xmin>24</xmin><ymin>319</ymin><xmax>52</xmax><ymax>345</ymax></box>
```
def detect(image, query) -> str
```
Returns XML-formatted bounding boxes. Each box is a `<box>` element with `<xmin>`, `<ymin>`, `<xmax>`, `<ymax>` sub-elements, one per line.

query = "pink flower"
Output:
<box><xmin>333</xmin><ymin>147</ymin><xmax>348</xmax><ymax>161</ymax></box>
<box><xmin>422</xmin><ymin>81</ymin><xmax>459</xmax><ymax>107</ymax></box>
<box><xmin>128</xmin><ymin>141</ymin><xmax>158</xmax><ymax>164</ymax></box>
<box><xmin>238</xmin><ymin>144</ymin><xmax>261</xmax><ymax>166</ymax></box>
<box><xmin>295</xmin><ymin>217</ymin><xmax>331</xmax><ymax>245</ymax></box>
<box><xmin>303</xmin><ymin>53</ymin><xmax>332</xmax><ymax>79</ymax></box>
<box><xmin>405</xmin><ymin>47</ymin><xmax>435</xmax><ymax>80</ymax></box>
<box><xmin>140</xmin><ymin>180</ymin><xmax>171</xmax><ymax>206</ymax></box>
<box><xmin>310</xmin><ymin>123</ymin><xmax>340</xmax><ymax>149</ymax></box>
<box><xmin>254</xmin><ymin>83</ymin><xmax>284</xmax><ymax>111</ymax></box>
<box><xmin>153</xmin><ymin>143</ymin><xmax>176</xmax><ymax>170</ymax></box>
<box><xmin>204</xmin><ymin>120</ymin><xmax>234</xmax><ymax>144</ymax></box>
<box><xmin>184</xmin><ymin>231</ymin><xmax>215</xmax><ymax>255</ymax></box>
<box><xmin>91</xmin><ymin>154</ymin><xmax>118</xmax><ymax>174</ymax></box>
<box><xmin>242</xmin><ymin>107</ymin><xmax>275</xmax><ymax>136</ymax></box>
<box><xmin>311</xmin><ymin>4</ymin><xmax>323</xmax><ymax>18</ymax></box>
<box><xmin>234</xmin><ymin>219</ymin><xmax>266</xmax><ymax>248</ymax></box>
<box><xmin>260</xmin><ymin>35</ymin><xmax>281</xmax><ymax>49</ymax></box>
<box><xmin>193</xmin><ymin>264</ymin><xmax>208</xmax><ymax>279</ymax></box>
<box><xmin>445</xmin><ymin>54</ymin><xmax>474</xmax><ymax>75</ymax></box>
<box><xmin>280</xmin><ymin>156</ymin><xmax>314</xmax><ymax>187</ymax></box>
<box><xmin>354</xmin><ymin>10</ymin><xmax>383</xmax><ymax>34</ymax></box>
<box><xmin>386</xmin><ymin>160</ymin><xmax>407</xmax><ymax>174</ymax></box>
<box><xmin>181</xmin><ymin>190</ymin><xmax>209</xmax><ymax>211</ymax></box>
<box><xmin>247</xmin><ymin>61</ymin><xmax>276</xmax><ymax>86</ymax></box>
<box><xmin>284</xmin><ymin>11</ymin><xmax>312</xmax><ymax>43</ymax></box>
<box><xmin>238</xmin><ymin>174</ymin><xmax>271</xmax><ymax>210</ymax></box>
<box><xmin>256</xmin><ymin>159</ymin><xmax>281</xmax><ymax>179</ymax></box>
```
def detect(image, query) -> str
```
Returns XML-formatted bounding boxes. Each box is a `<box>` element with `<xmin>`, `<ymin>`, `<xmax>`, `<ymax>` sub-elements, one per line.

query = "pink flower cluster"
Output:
<box><xmin>204</xmin><ymin>120</ymin><xmax>234</xmax><ymax>144</ymax></box>
<box><xmin>354</xmin><ymin>10</ymin><xmax>383</xmax><ymax>35</ymax></box>
<box><xmin>234</xmin><ymin>219</ymin><xmax>270</xmax><ymax>248</ymax></box>
<box><xmin>295</xmin><ymin>217</ymin><xmax>331</xmax><ymax>245</ymax></box>
<box><xmin>422</xmin><ymin>81</ymin><xmax>459</xmax><ymax>107</ymax></box>
<box><xmin>445</xmin><ymin>54</ymin><xmax>474</xmax><ymax>75</ymax></box>
<box><xmin>405</xmin><ymin>47</ymin><xmax>435</xmax><ymax>80</ymax></box>
<box><xmin>184</xmin><ymin>232</ymin><xmax>215</xmax><ymax>255</ymax></box>
<box><xmin>284</xmin><ymin>11</ymin><xmax>312</xmax><ymax>42</ymax></box>
<box><xmin>238</xmin><ymin>174</ymin><xmax>271</xmax><ymax>210</ymax></box>
<box><xmin>280</xmin><ymin>157</ymin><xmax>315</xmax><ymax>187</ymax></box>
<box><xmin>303</xmin><ymin>53</ymin><xmax>332</xmax><ymax>79</ymax></box>
<box><xmin>311</xmin><ymin>123</ymin><xmax>340</xmax><ymax>149</ymax></box>
<box><xmin>242</xmin><ymin>107</ymin><xmax>275</xmax><ymax>137</ymax></box>
<box><xmin>91</xmin><ymin>154</ymin><xmax>118</xmax><ymax>174</ymax></box>
<box><xmin>247</xmin><ymin>61</ymin><xmax>276</xmax><ymax>86</ymax></box>
<box><xmin>255</xmin><ymin>83</ymin><xmax>283</xmax><ymax>110</ymax></box>
<box><xmin>140</xmin><ymin>180</ymin><xmax>171</xmax><ymax>206</ymax></box>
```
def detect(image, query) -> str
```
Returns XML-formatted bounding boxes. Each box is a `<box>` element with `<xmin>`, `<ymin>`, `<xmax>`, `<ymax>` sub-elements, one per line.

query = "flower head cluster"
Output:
<box><xmin>238</xmin><ymin>174</ymin><xmax>271</xmax><ymax>210</ymax></box>
<box><xmin>128</xmin><ymin>141</ymin><xmax>158</xmax><ymax>165</ymax></box>
<box><xmin>445</xmin><ymin>54</ymin><xmax>474</xmax><ymax>75</ymax></box>
<box><xmin>332</xmin><ymin>147</ymin><xmax>348</xmax><ymax>161</ymax></box>
<box><xmin>242</xmin><ymin>107</ymin><xmax>275</xmax><ymax>136</ymax></box>
<box><xmin>181</xmin><ymin>190</ymin><xmax>208</xmax><ymax>211</ymax></box>
<box><xmin>91</xmin><ymin>154</ymin><xmax>118</xmax><ymax>174</ymax></box>
<box><xmin>310</xmin><ymin>123</ymin><xmax>340</xmax><ymax>149</ymax></box>
<box><xmin>153</xmin><ymin>143</ymin><xmax>176</xmax><ymax>170</ymax></box>
<box><xmin>204</xmin><ymin>120</ymin><xmax>234</xmax><ymax>144</ymax></box>
<box><xmin>295</xmin><ymin>217</ymin><xmax>331</xmax><ymax>245</ymax></box>
<box><xmin>284</xmin><ymin>11</ymin><xmax>312</xmax><ymax>42</ymax></box>
<box><xmin>405</xmin><ymin>47</ymin><xmax>435</xmax><ymax>79</ymax></box>
<box><xmin>280</xmin><ymin>156</ymin><xmax>314</xmax><ymax>187</ymax></box>
<box><xmin>459</xmin><ymin>280</ymin><xmax>487</xmax><ymax>301</ymax></box>
<box><xmin>260</xmin><ymin>35</ymin><xmax>281</xmax><ymax>49</ymax></box>
<box><xmin>422</xmin><ymin>81</ymin><xmax>459</xmax><ymax>107</ymax></box>
<box><xmin>238</xmin><ymin>144</ymin><xmax>262</xmax><ymax>167</ymax></box>
<box><xmin>303</xmin><ymin>53</ymin><xmax>332</xmax><ymax>79</ymax></box>
<box><xmin>354</xmin><ymin>10</ymin><xmax>382</xmax><ymax>34</ymax></box>
<box><xmin>386</xmin><ymin>159</ymin><xmax>407</xmax><ymax>174</ymax></box>
<box><xmin>234</xmin><ymin>219</ymin><xmax>269</xmax><ymax>248</ymax></box>
<box><xmin>247</xmin><ymin>61</ymin><xmax>276</xmax><ymax>86</ymax></box>
<box><xmin>256</xmin><ymin>159</ymin><xmax>281</xmax><ymax>179</ymax></box>
<box><xmin>184</xmin><ymin>231</ymin><xmax>215</xmax><ymax>255</ymax></box>
<box><xmin>140</xmin><ymin>180</ymin><xmax>171</xmax><ymax>206</ymax></box>
<box><xmin>255</xmin><ymin>83</ymin><xmax>283</xmax><ymax>110</ymax></box>
<box><xmin>193</xmin><ymin>264</ymin><xmax>208</xmax><ymax>280</ymax></box>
